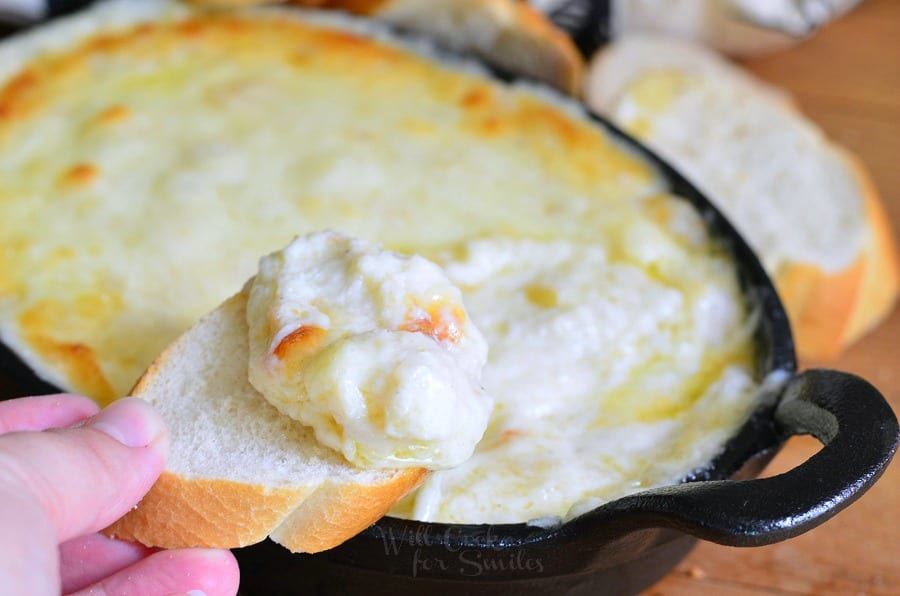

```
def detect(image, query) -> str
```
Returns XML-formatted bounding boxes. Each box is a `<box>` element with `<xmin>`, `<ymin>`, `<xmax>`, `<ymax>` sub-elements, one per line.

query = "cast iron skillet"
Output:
<box><xmin>0</xmin><ymin>5</ymin><xmax>897</xmax><ymax>596</ymax></box>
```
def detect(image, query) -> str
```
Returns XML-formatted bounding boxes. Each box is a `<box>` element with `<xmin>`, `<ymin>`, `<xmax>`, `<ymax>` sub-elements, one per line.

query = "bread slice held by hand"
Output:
<box><xmin>584</xmin><ymin>35</ymin><xmax>900</xmax><ymax>359</ymax></box>
<box><xmin>104</xmin><ymin>290</ymin><xmax>426</xmax><ymax>553</ymax></box>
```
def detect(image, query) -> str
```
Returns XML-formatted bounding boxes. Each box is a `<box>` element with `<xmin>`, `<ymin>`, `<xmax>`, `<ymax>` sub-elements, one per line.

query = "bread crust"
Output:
<box><xmin>585</xmin><ymin>34</ymin><xmax>791</xmax><ymax>111</ymax></box>
<box><xmin>776</xmin><ymin>150</ymin><xmax>898</xmax><ymax>359</ymax></box>
<box><xmin>184</xmin><ymin>0</ymin><xmax>280</xmax><ymax>4</ymax></box>
<box><xmin>105</xmin><ymin>291</ymin><xmax>428</xmax><ymax>553</ymax></box>
<box><xmin>586</xmin><ymin>37</ymin><xmax>900</xmax><ymax>359</ymax></box>
<box><xmin>106</xmin><ymin>468</ymin><xmax>427</xmax><ymax>552</ymax></box>
<box><xmin>104</xmin><ymin>473</ymin><xmax>313</xmax><ymax>548</ymax></box>
<box><xmin>777</xmin><ymin>255</ymin><xmax>864</xmax><ymax>360</ymax></box>
<box><xmin>190</xmin><ymin>0</ymin><xmax>584</xmax><ymax>93</ymax></box>
<box><xmin>359</xmin><ymin>0</ymin><xmax>583</xmax><ymax>95</ymax></box>
<box><xmin>835</xmin><ymin>150</ymin><xmax>900</xmax><ymax>346</ymax></box>
<box><xmin>271</xmin><ymin>468</ymin><xmax>428</xmax><ymax>552</ymax></box>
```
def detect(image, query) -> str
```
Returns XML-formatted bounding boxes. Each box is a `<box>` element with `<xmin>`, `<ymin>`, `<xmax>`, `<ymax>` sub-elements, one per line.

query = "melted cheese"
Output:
<box><xmin>246</xmin><ymin>231</ymin><xmax>491</xmax><ymax>469</ymax></box>
<box><xmin>0</xmin><ymin>1</ymin><xmax>759</xmax><ymax>524</ymax></box>
<box><xmin>389</xmin><ymin>231</ymin><xmax>755</xmax><ymax>523</ymax></box>
<box><xmin>0</xmin><ymin>2</ymin><xmax>656</xmax><ymax>403</ymax></box>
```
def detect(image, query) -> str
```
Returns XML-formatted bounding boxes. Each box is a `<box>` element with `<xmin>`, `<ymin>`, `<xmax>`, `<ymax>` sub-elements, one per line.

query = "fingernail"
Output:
<box><xmin>165</xmin><ymin>591</ymin><xmax>206</xmax><ymax>596</ymax></box>
<box><xmin>87</xmin><ymin>397</ymin><xmax>167</xmax><ymax>448</ymax></box>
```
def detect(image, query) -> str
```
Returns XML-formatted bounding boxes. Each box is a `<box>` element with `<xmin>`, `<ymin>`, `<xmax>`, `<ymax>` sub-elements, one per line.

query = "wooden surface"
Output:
<box><xmin>650</xmin><ymin>1</ymin><xmax>900</xmax><ymax>594</ymax></box>
<box><xmin>0</xmin><ymin>2</ymin><xmax>896</xmax><ymax>594</ymax></box>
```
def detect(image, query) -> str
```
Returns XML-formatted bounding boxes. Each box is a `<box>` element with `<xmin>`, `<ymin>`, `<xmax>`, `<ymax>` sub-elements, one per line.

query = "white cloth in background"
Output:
<box><xmin>532</xmin><ymin>0</ymin><xmax>863</xmax><ymax>56</ymax></box>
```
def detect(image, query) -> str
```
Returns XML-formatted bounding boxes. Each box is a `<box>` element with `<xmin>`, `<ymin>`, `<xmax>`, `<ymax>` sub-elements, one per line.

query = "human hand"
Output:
<box><xmin>0</xmin><ymin>394</ymin><xmax>240</xmax><ymax>595</ymax></box>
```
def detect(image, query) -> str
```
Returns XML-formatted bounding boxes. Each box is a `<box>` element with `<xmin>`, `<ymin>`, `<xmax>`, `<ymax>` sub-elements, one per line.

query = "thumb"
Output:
<box><xmin>0</xmin><ymin>397</ymin><xmax>169</xmax><ymax>543</ymax></box>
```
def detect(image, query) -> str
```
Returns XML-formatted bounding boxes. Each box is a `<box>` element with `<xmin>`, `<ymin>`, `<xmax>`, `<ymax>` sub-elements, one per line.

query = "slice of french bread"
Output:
<box><xmin>104</xmin><ymin>289</ymin><xmax>426</xmax><ymax>553</ymax></box>
<box><xmin>584</xmin><ymin>35</ymin><xmax>899</xmax><ymax>359</ymax></box>
<box><xmin>186</xmin><ymin>0</ymin><xmax>584</xmax><ymax>93</ymax></box>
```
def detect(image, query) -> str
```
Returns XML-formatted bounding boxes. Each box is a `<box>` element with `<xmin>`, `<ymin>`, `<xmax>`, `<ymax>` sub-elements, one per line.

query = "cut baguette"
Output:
<box><xmin>584</xmin><ymin>35</ymin><xmax>900</xmax><ymax>359</ymax></box>
<box><xmin>187</xmin><ymin>0</ymin><xmax>584</xmax><ymax>93</ymax></box>
<box><xmin>104</xmin><ymin>289</ymin><xmax>427</xmax><ymax>553</ymax></box>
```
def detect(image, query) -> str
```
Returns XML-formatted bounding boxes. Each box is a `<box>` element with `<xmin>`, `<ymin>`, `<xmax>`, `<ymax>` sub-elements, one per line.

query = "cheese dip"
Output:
<box><xmin>247</xmin><ymin>231</ymin><xmax>492</xmax><ymax>469</ymax></box>
<box><xmin>0</xmin><ymin>2</ymin><xmax>759</xmax><ymax>524</ymax></box>
<box><xmin>390</xmin><ymin>227</ymin><xmax>756</xmax><ymax>523</ymax></box>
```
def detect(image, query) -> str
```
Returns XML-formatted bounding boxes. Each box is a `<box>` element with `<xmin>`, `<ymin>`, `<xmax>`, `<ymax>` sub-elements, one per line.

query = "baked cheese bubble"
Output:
<box><xmin>246</xmin><ymin>231</ymin><xmax>493</xmax><ymax>469</ymax></box>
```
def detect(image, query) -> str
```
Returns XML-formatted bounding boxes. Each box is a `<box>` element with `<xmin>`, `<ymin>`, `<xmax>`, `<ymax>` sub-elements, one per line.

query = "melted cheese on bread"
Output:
<box><xmin>246</xmin><ymin>231</ymin><xmax>492</xmax><ymax>469</ymax></box>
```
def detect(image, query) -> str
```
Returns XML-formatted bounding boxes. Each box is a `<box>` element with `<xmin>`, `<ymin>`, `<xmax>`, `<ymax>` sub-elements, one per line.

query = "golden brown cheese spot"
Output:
<box><xmin>287</xmin><ymin>51</ymin><xmax>313</xmax><ymax>68</ymax></box>
<box><xmin>401</xmin><ymin>301</ymin><xmax>466</xmax><ymax>344</ymax></box>
<box><xmin>513</xmin><ymin>102</ymin><xmax>580</xmax><ymax>150</ymax></box>
<box><xmin>454</xmin><ymin>88</ymin><xmax>654</xmax><ymax>190</ymax></box>
<box><xmin>322</xmin><ymin>29</ymin><xmax>370</xmax><ymax>51</ymax></box>
<box><xmin>75</xmin><ymin>292</ymin><xmax>122</xmax><ymax>320</ymax></box>
<box><xmin>273</xmin><ymin>325</ymin><xmax>327</xmax><ymax>370</ymax></box>
<box><xmin>0</xmin><ymin>69</ymin><xmax>39</xmax><ymax>122</ymax></box>
<box><xmin>0</xmin><ymin>58</ymin><xmax>86</xmax><ymax>134</ymax></box>
<box><xmin>524</xmin><ymin>283</ymin><xmax>558</xmax><ymax>309</ymax></box>
<box><xmin>316</xmin><ymin>28</ymin><xmax>406</xmax><ymax>71</ymax></box>
<box><xmin>4</xmin><ymin>69</ymin><xmax>37</xmax><ymax>97</ymax></box>
<box><xmin>498</xmin><ymin>429</ymin><xmax>525</xmax><ymax>446</ymax></box>
<box><xmin>94</xmin><ymin>105</ymin><xmax>131</xmax><ymax>125</ymax></box>
<box><xmin>460</xmin><ymin>88</ymin><xmax>493</xmax><ymax>110</ymax></box>
<box><xmin>315</xmin><ymin>0</ymin><xmax>389</xmax><ymax>15</ymax></box>
<box><xmin>18</xmin><ymin>295</ymin><xmax>120</xmax><ymax>337</ymax></box>
<box><xmin>85</xmin><ymin>33</ymin><xmax>129</xmax><ymax>55</ymax></box>
<box><xmin>474</xmin><ymin>117</ymin><xmax>506</xmax><ymax>137</ymax></box>
<box><xmin>463</xmin><ymin>97</ymin><xmax>580</xmax><ymax>153</ymax></box>
<box><xmin>176</xmin><ymin>19</ymin><xmax>208</xmax><ymax>38</ymax></box>
<box><xmin>60</xmin><ymin>163</ymin><xmax>99</xmax><ymax>187</ymax></box>
<box><xmin>640</xmin><ymin>194</ymin><xmax>683</xmax><ymax>230</ymax></box>
<box><xmin>24</xmin><ymin>335</ymin><xmax>116</xmax><ymax>404</ymax></box>
<box><xmin>16</xmin><ymin>295</ymin><xmax>125</xmax><ymax>403</ymax></box>
<box><xmin>133</xmin><ymin>23</ymin><xmax>157</xmax><ymax>37</ymax></box>
<box><xmin>220</xmin><ymin>18</ymin><xmax>253</xmax><ymax>36</ymax></box>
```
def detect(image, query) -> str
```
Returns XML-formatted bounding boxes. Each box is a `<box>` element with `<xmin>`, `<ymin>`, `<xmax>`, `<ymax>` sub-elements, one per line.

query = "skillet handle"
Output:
<box><xmin>584</xmin><ymin>369</ymin><xmax>899</xmax><ymax>547</ymax></box>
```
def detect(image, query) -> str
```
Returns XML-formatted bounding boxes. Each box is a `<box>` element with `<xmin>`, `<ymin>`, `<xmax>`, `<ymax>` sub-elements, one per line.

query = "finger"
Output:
<box><xmin>69</xmin><ymin>548</ymin><xmax>240</xmax><ymax>596</ymax></box>
<box><xmin>0</xmin><ymin>397</ymin><xmax>169</xmax><ymax>543</ymax></box>
<box><xmin>0</xmin><ymin>487</ymin><xmax>57</xmax><ymax>595</ymax></box>
<box><xmin>0</xmin><ymin>394</ymin><xmax>99</xmax><ymax>434</ymax></box>
<box><xmin>60</xmin><ymin>533</ymin><xmax>156</xmax><ymax>594</ymax></box>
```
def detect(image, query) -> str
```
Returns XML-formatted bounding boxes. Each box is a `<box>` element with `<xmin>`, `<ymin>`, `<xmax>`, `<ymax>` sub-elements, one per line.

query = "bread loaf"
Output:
<box><xmin>188</xmin><ymin>0</ymin><xmax>585</xmax><ymax>93</ymax></box>
<box><xmin>585</xmin><ymin>35</ymin><xmax>899</xmax><ymax>359</ymax></box>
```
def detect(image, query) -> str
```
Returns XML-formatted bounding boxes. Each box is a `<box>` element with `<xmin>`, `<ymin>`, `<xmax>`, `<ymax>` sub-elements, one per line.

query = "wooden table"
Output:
<box><xmin>651</xmin><ymin>1</ymin><xmax>900</xmax><ymax>593</ymax></box>
<box><xmin>0</xmin><ymin>2</ymin><xmax>896</xmax><ymax>594</ymax></box>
